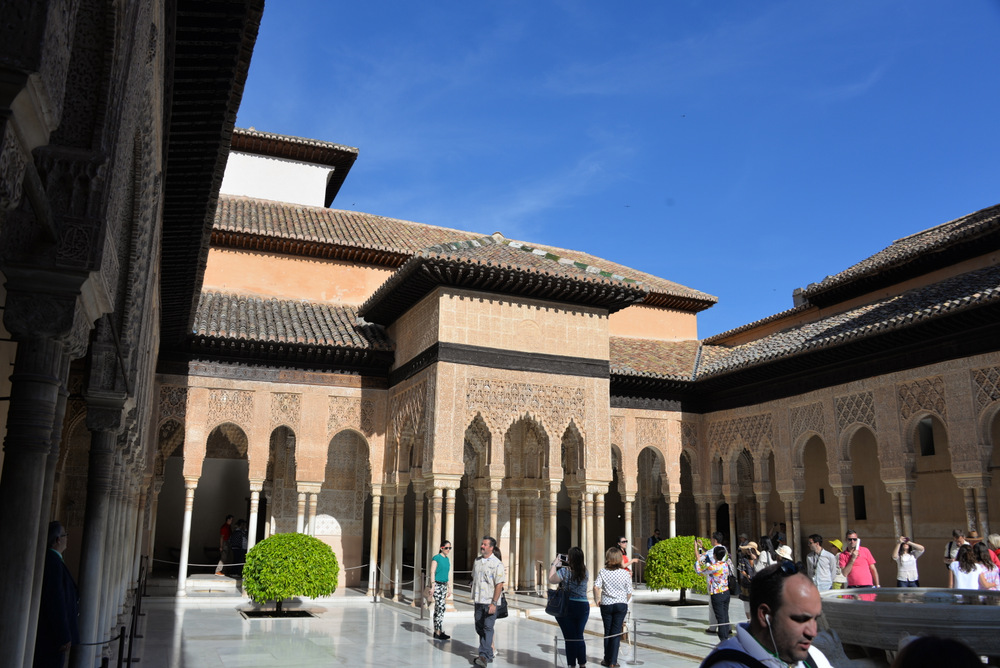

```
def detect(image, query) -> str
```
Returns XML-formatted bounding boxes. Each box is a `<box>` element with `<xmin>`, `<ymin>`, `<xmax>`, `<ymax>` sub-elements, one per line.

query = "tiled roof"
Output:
<box><xmin>696</xmin><ymin>264</ymin><xmax>1000</xmax><ymax>379</ymax></box>
<box><xmin>609</xmin><ymin>338</ymin><xmax>702</xmax><ymax>380</ymax></box>
<box><xmin>193</xmin><ymin>292</ymin><xmax>392</xmax><ymax>350</ymax></box>
<box><xmin>801</xmin><ymin>203</ymin><xmax>1000</xmax><ymax>303</ymax></box>
<box><xmin>360</xmin><ymin>235</ymin><xmax>652</xmax><ymax>324</ymax></box>
<box><xmin>213</xmin><ymin>196</ymin><xmax>717</xmax><ymax>311</ymax></box>
<box><xmin>213</xmin><ymin>195</ymin><xmax>485</xmax><ymax>263</ymax></box>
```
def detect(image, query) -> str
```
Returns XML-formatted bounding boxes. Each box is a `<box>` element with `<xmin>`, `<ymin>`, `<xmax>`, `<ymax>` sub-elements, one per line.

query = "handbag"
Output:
<box><xmin>545</xmin><ymin>579</ymin><xmax>569</xmax><ymax>617</ymax></box>
<box><xmin>496</xmin><ymin>592</ymin><xmax>508</xmax><ymax>618</ymax></box>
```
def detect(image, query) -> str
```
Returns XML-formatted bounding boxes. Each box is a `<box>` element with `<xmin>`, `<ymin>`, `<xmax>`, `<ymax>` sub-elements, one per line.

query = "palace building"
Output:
<box><xmin>2</xmin><ymin>2</ymin><xmax>999</xmax><ymax>666</ymax></box>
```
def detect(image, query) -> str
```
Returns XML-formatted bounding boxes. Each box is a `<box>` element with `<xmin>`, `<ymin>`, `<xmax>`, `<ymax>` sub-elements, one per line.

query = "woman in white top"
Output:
<box><xmin>891</xmin><ymin>536</ymin><xmax>924</xmax><ymax>587</ymax></box>
<box><xmin>594</xmin><ymin>547</ymin><xmax>633</xmax><ymax>668</ymax></box>
<box><xmin>948</xmin><ymin>543</ymin><xmax>983</xmax><ymax>589</ymax></box>
<box><xmin>755</xmin><ymin>536</ymin><xmax>777</xmax><ymax>573</ymax></box>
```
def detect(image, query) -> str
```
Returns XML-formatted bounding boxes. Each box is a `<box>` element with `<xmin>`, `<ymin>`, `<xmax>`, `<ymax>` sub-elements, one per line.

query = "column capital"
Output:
<box><xmin>297</xmin><ymin>481</ymin><xmax>323</xmax><ymax>494</ymax></box>
<box><xmin>249</xmin><ymin>479</ymin><xmax>264</xmax><ymax>492</ymax></box>
<box><xmin>882</xmin><ymin>479</ymin><xmax>916</xmax><ymax>495</ymax></box>
<box><xmin>183</xmin><ymin>476</ymin><xmax>199</xmax><ymax>490</ymax></box>
<box><xmin>778</xmin><ymin>491</ymin><xmax>804</xmax><ymax>504</ymax></box>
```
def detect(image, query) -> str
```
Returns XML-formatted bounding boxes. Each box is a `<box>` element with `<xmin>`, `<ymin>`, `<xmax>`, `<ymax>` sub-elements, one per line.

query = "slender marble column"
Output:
<box><xmin>24</xmin><ymin>356</ymin><xmax>70</xmax><ymax>668</ymax></box>
<box><xmin>891</xmin><ymin>492</ymin><xmax>903</xmax><ymax>538</ymax></box>
<box><xmin>596</xmin><ymin>493</ymin><xmax>606</xmax><ymax>582</ymax></box>
<box><xmin>900</xmin><ymin>488</ymin><xmax>914</xmax><ymax>540</ymax></box>
<box><xmin>570</xmin><ymin>494</ymin><xmax>579</xmax><ymax>547</ymax></box>
<box><xmin>296</xmin><ymin>491</ymin><xmax>307</xmax><ymax>533</ymax></box>
<box><xmin>488</xmin><ymin>488</ymin><xmax>499</xmax><ymax>540</ymax></box>
<box><xmin>790</xmin><ymin>497</ymin><xmax>802</xmax><ymax>560</ymax></box>
<box><xmin>583</xmin><ymin>494</ymin><xmax>594</xmax><ymax>569</ymax></box>
<box><xmin>444</xmin><ymin>489</ymin><xmax>456</xmax><ymax>606</ymax></box>
<box><xmin>0</xmin><ymin>338</ymin><xmax>67</xmax><ymax>668</ymax></box>
<box><xmin>248</xmin><ymin>483</ymin><xmax>262</xmax><ymax>550</ymax></box>
<box><xmin>176</xmin><ymin>479</ymin><xmax>198</xmax><ymax>596</ymax></box>
<box><xmin>835</xmin><ymin>489</ymin><xmax>849</xmax><ymax>540</ymax></box>
<box><xmin>510</xmin><ymin>496</ymin><xmax>520</xmax><ymax>592</ymax></box>
<box><xmin>71</xmin><ymin>425</ymin><xmax>119</xmax><ymax>668</ymax></box>
<box><xmin>963</xmin><ymin>488</ymin><xmax>977</xmax><ymax>534</ymax></box>
<box><xmin>974</xmin><ymin>487</ymin><xmax>989</xmax><ymax>537</ymax></box>
<box><xmin>412</xmin><ymin>484</ymin><xmax>425</xmax><ymax>605</ymax></box>
<box><xmin>428</xmin><ymin>489</ymin><xmax>443</xmax><ymax>558</ymax></box>
<box><xmin>393</xmin><ymin>493</ymin><xmax>405</xmax><ymax>600</ymax></box>
<box><xmin>623</xmin><ymin>495</ymin><xmax>634</xmax><ymax>552</ymax></box>
<box><xmin>548</xmin><ymin>489</ymin><xmax>558</xmax><ymax>561</ymax></box>
<box><xmin>307</xmin><ymin>492</ymin><xmax>318</xmax><ymax>536</ymax></box>
<box><xmin>727</xmin><ymin>498</ymin><xmax>737</xmax><ymax>556</ymax></box>
<box><xmin>668</xmin><ymin>499</ymin><xmax>677</xmax><ymax>538</ymax></box>
<box><xmin>756</xmin><ymin>493</ymin><xmax>769</xmax><ymax>539</ymax></box>
<box><xmin>98</xmin><ymin>464</ymin><xmax>124</xmax><ymax>642</ymax></box>
<box><xmin>380</xmin><ymin>496</ymin><xmax>394</xmax><ymax>596</ymax></box>
<box><xmin>368</xmin><ymin>493</ymin><xmax>382</xmax><ymax>596</ymax></box>
<box><xmin>695</xmin><ymin>498</ymin><xmax>707</xmax><ymax>538</ymax></box>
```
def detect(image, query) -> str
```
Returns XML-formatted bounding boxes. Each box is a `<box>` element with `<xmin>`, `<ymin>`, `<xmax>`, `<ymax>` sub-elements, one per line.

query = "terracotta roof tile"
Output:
<box><xmin>801</xmin><ymin>203</ymin><xmax>1000</xmax><ymax>298</ymax></box>
<box><xmin>610</xmin><ymin>338</ymin><xmax>702</xmax><ymax>380</ymax></box>
<box><xmin>193</xmin><ymin>291</ymin><xmax>392</xmax><ymax>350</ymax></box>
<box><xmin>697</xmin><ymin>264</ymin><xmax>1000</xmax><ymax>379</ymax></box>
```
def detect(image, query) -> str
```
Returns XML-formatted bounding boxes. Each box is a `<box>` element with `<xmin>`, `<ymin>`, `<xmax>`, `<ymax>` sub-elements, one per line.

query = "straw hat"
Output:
<box><xmin>776</xmin><ymin>545</ymin><xmax>793</xmax><ymax>560</ymax></box>
<box><xmin>829</xmin><ymin>538</ymin><xmax>844</xmax><ymax>552</ymax></box>
<box><xmin>739</xmin><ymin>541</ymin><xmax>759</xmax><ymax>554</ymax></box>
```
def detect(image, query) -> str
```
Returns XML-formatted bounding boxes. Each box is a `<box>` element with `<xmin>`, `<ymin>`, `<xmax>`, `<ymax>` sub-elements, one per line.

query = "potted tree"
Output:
<box><xmin>242</xmin><ymin>533</ymin><xmax>339</xmax><ymax>615</ymax></box>
<box><xmin>644</xmin><ymin>535</ymin><xmax>708</xmax><ymax>603</ymax></box>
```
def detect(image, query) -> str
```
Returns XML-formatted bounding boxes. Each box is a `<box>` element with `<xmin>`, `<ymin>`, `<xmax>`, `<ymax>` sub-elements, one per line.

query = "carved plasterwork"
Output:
<box><xmin>897</xmin><ymin>377</ymin><xmax>947</xmax><ymax>421</ymax></box>
<box><xmin>389</xmin><ymin>382</ymin><xmax>426</xmax><ymax>446</ymax></box>
<box><xmin>207</xmin><ymin>389</ymin><xmax>253</xmax><ymax>428</ymax></box>
<box><xmin>636</xmin><ymin>418</ymin><xmax>667</xmax><ymax>448</ymax></box>
<box><xmin>271</xmin><ymin>392</ymin><xmax>300</xmax><ymax>428</ymax></box>
<box><xmin>790</xmin><ymin>402</ymin><xmax>824</xmax><ymax>440</ymax></box>
<box><xmin>610</xmin><ymin>417</ymin><xmax>625</xmax><ymax>446</ymax></box>
<box><xmin>0</xmin><ymin>127</ymin><xmax>27</xmax><ymax>210</ymax></box>
<box><xmin>973</xmin><ymin>366</ymin><xmax>1000</xmax><ymax>411</ymax></box>
<box><xmin>159</xmin><ymin>385</ymin><xmax>186</xmax><ymax>422</ymax></box>
<box><xmin>706</xmin><ymin>413</ymin><xmax>773</xmax><ymax>459</ymax></box>
<box><xmin>835</xmin><ymin>391</ymin><xmax>877</xmax><ymax>434</ymax></box>
<box><xmin>466</xmin><ymin>378</ymin><xmax>586</xmax><ymax>439</ymax></box>
<box><xmin>326</xmin><ymin>396</ymin><xmax>375</xmax><ymax>437</ymax></box>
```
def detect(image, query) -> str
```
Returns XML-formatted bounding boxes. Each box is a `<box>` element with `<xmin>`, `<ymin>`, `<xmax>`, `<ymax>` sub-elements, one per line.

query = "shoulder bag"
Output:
<box><xmin>545</xmin><ymin>571</ymin><xmax>569</xmax><ymax>617</ymax></box>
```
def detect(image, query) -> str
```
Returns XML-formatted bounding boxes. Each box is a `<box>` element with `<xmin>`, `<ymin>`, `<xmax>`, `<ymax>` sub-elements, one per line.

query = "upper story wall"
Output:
<box><xmin>609</xmin><ymin>303</ymin><xmax>699</xmax><ymax>341</ymax></box>
<box><xmin>220</xmin><ymin>152</ymin><xmax>335</xmax><ymax>208</ymax></box>
<box><xmin>389</xmin><ymin>287</ymin><xmax>610</xmax><ymax>370</ymax></box>
<box><xmin>202</xmin><ymin>248</ymin><xmax>393</xmax><ymax>305</ymax></box>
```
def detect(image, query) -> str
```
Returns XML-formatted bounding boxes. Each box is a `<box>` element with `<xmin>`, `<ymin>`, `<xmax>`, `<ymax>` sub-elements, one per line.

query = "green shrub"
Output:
<box><xmin>644</xmin><ymin>535</ymin><xmax>708</xmax><ymax>601</ymax></box>
<box><xmin>242</xmin><ymin>533</ymin><xmax>339</xmax><ymax>612</ymax></box>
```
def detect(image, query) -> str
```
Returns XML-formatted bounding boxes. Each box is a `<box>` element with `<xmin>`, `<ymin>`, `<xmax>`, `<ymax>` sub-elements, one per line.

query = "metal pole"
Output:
<box><xmin>116</xmin><ymin>625</ymin><xmax>126</xmax><ymax>668</ymax></box>
<box><xmin>553</xmin><ymin>635</ymin><xmax>559</xmax><ymax>666</ymax></box>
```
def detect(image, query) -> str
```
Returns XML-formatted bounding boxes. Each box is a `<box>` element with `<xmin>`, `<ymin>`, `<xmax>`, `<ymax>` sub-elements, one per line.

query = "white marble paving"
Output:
<box><xmin>130</xmin><ymin>592</ymin><xmax>731</xmax><ymax>667</ymax></box>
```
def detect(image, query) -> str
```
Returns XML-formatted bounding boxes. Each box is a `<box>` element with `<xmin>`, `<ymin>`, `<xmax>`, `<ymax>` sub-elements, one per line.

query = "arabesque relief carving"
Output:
<box><xmin>466</xmin><ymin>378</ymin><xmax>586</xmax><ymax>439</ymax></box>
<box><xmin>636</xmin><ymin>418</ymin><xmax>667</xmax><ymax>448</ymax></box>
<box><xmin>790</xmin><ymin>402</ymin><xmax>824</xmax><ymax>441</ymax></box>
<box><xmin>835</xmin><ymin>391</ymin><xmax>877</xmax><ymax>435</ymax></box>
<box><xmin>897</xmin><ymin>377</ymin><xmax>947</xmax><ymax>420</ymax></box>
<box><xmin>208</xmin><ymin>389</ymin><xmax>253</xmax><ymax>427</ymax></box>
<box><xmin>973</xmin><ymin>366</ymin><xmax>1000</xmax><ymax>411</ymax></box>
<box><xmin>706</xmin><ymin>413</ymin><xmax>773</xmax><ymax>459</ymax></box>
<box><xmin>272</xmin><ymin>392</ymin><xmax>301</xmax><ymax>428</ymax></box>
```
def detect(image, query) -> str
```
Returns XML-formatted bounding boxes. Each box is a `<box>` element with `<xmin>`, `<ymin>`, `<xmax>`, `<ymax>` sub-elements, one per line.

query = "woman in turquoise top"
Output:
<box><xmin>425</xmin><ymin>541</ymin><xmax>451</xmax><ymax>640</ymax></box>
<box><xmin>548</xmin><ymin>546</ymin><xmax>590</xmax><ymax>667</ymax></box>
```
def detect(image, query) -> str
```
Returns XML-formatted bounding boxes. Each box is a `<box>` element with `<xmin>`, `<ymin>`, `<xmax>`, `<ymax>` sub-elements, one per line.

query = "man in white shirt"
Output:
<box><xmin>699</xmin><ymin>562</ymin><xmax>834</xmax><ymax>668</ymax></box>
<box><xmin>805</xmin><ymin>534</ymin><xmax>838</xmax><ymax>592</ymax></box>
<box><xmin>943</xmin><ymin>528</ymin><xmax>966</xmax><ymax>567</ymax></box>
<box><xmin>471</xmin><ymin>535</ymin><xmax>506</xmax><ymax>667</ymax></box>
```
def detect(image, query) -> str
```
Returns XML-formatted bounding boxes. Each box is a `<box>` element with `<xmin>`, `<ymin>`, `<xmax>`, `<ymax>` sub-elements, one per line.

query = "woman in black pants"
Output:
<box><xmin>548</xmin><ymin>547</ymin><xmax>590</xmax><ymax>668</ymax></box>
<box><xmin>594</xmin><ymin>547</ymin><xmax>632</xmax><ymax>668</ymax></box>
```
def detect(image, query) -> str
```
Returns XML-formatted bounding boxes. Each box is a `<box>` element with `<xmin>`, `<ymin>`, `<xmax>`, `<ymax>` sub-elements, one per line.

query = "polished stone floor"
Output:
<box><xmin>131</xmin><ymin>588</ymin><xmax>742</xmax><ymax>667</ymax></box>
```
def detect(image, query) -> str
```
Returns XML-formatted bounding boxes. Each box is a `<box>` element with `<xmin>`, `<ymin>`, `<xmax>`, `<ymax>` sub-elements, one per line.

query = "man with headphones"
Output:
<box><xmin>699</xmin><ymin>562</ymin><xmax>834</xmax><ymax>668</ymax></box>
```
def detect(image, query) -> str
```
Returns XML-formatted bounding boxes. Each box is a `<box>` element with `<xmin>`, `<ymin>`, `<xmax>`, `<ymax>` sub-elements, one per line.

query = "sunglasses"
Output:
<box><xmin>619</xmin><ymin>541</ymin><xmax>628</xmax><ymax>544</ymax></box>
<box><xmin>442</xmin><ymin>546</ymin><xmax>451</xmax><ymax>550</ymax></box>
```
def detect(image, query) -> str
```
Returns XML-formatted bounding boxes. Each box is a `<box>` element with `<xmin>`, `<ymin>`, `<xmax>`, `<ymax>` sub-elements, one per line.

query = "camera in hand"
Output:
<box><xmin>557</xmin><ymin>553</ymin><xmax>567</xmax><ymax>564</ymax></box>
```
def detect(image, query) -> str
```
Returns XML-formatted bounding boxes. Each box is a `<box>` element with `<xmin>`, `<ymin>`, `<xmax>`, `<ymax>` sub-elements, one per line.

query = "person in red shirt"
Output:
<box><xmin>216</xmin><ymin>515</ymin><xmax>233</xmax><ymax>576</ymax></box>
<box><xmin>838</xmin><ymin>530</ymin><xmax>879</xmax><ymax>588</ymax></box>
<box><xmin>618</xmin><ymin>536</ymin><xmax>631</xmax><ymax>573</ymax></box>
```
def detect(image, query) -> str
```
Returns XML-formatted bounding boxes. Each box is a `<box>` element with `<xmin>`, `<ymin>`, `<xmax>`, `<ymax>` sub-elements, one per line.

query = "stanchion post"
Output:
<box><xmin>553</xmin><ymin>635</ymin><xmax>559</xmax><ymax>666</ymax></box>
<box><xmin>117</xmin><ymin>625</ymin><xmax>126</xmax><ymax>668</ymax></box>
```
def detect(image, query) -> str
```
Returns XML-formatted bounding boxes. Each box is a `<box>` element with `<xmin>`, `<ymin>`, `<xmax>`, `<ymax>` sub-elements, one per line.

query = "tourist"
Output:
<box><xmin>695</xmin><ymin>541</ymin><xmax>733</xmax><ymax>641</ymax></box>
<box><xmin>947</xmin><ymin>543</ymin><xmax>981</xmax><ymax>589</ymax></box>
<box><xmin>756</xmin><ymin>536</ymin><xmax>778</xmax><ymax>572</ymax></box>
<box><xmin>989</xmin><ymin>533</ymin><xmax>1000</xmax><ymax>566</ymax></box>
<box><xmin>471</xmin><ymin>536</ymin><xmax>505</xmax><ymax>668</ymax></box>
<box><xmin>647</xmin><ymin>529</ymin><xmax>661</xmax><ymax>552</ymax></box>
<box><xmin>737</xmin><ymin>542</ymin><xmax>758</xmax><ymax>617</ymax></box>
<box><xmin>839</xmin><ymin>530</ymin><xmax>880</xmax><ymax>588</ymax></box>
<box><xmin>702</xmin><ymin>531</ymin><xmax>727</xmax><ymax>634</ymax></box>
<box><xmin>34</xmin><ymin>521</ymin><xmax>79</xmax><ymax>668</ymax></box>
<box><xmin>890</xmin><ymin>636</ymin><xmax>981</xmax><ymax>668</ymax></box>
<box><xmin>618</xmin><ymin>536</ymin><xmax>631</xmax><ymax>573</ymax></box>
<box><xmin>974</xmin><ymin>542</ymin><xmax>999</xmax><ymax>590</ymax></box>
<box><xmin>425</xmin><ymin>540</ymin><xmax>451</xmax><ymax>640</ymax></box>
<box><xmin>943</xmin><ymin>528</ymin><xmax>966</xmax><ymax>567</ymax></box>
<box><xmin>594</xmin><ymin>546</ymin><xmax>632</xmax><ymax>668</ymax></box>
<box><xmin>890</xmin><ymin>536</ymin><xmax>924</xmax><ymax>587</ymax></box>
<box><xmin>549</xmin><ymin>547</ymin><xmax>590</xmax><ymax>668</ymax></box>
<box><xmin>216</xmin><ymin>514</ymin><xmax>233</xmax><ymax>576</ymax></box>
<box><xmin>698</xmin><ymin>562</ymin><xmax>833</xmax><ymax>668</ymax></box>
<box><xmin>230</xmin><ymin>519</ymin><xmax>248</xmax><ymax>576</ymax></box>
<box><xmin>806</xmin><ymin>534</ymin><xmax>838</xmax><ymax>591</ymax></box>
<box><xmin>775</xmin><ymin>545</ymin><xmax>793</xmax><ymax>564</ymax></box>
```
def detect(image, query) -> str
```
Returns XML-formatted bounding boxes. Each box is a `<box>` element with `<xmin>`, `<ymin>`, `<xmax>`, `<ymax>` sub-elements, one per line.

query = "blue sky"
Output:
<box><xmin>236</xmin><ymin>1</ymin><xmax>1000</xmax><ymax>337</ymax></box>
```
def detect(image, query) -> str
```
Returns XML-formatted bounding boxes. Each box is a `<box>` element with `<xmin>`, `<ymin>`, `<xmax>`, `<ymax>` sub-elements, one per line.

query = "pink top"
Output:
<box><xmin>839</xmin><ymin>547</ymin><xmax>877</xmax><ymax>587</ymax></box>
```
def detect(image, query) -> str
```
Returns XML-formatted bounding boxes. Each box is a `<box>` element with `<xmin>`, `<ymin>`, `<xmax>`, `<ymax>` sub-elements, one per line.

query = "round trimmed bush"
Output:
<box><xmin>644</xmin><ymin>535</ymin><xmax>708</xmax><ymax>601</ymax></box>
<box><xmin>242</xmin><ymin>533</ymin><xmax>339</xmax><ymax>611</ymax></box>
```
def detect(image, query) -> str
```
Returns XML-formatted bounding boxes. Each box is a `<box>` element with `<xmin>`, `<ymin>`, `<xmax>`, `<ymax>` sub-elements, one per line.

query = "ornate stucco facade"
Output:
<box><xmin>1</xmin><ymin>3</ymin><xmax>999</xmax><ymax>667</ymax></box>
